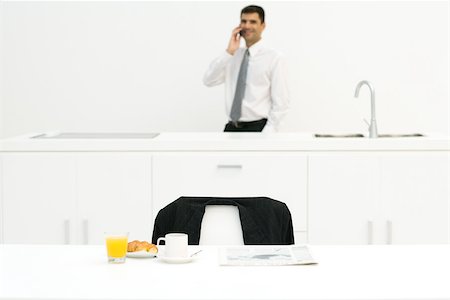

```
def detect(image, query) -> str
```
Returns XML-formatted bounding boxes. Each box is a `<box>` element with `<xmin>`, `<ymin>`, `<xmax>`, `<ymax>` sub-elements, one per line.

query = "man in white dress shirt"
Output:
<box><xmin>203</xmin><ymin>5</ymin><xmax>290</xmax><ymax>132</ymax></box>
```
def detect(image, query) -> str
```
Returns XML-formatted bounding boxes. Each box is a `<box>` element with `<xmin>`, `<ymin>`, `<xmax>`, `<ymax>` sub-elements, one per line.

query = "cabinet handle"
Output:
<box><xmin>367</xmin><ymin>220</ymin><xmax>373</xmax><ymax>245</ymax></box>
<box><xmin>83</xmin><ymin>219</ymin><xmax>89</xmax><ymax>245</ymax></box>
<box><xmin>217</xmin><ymin>164</ymin><xmax>243</xmax><ymax>169</ymax></box>
<box><xmin>64</xmin><ymin>219</ymin><xmax>70</xmax><ymax>245</ymax></box>
<box><xmin>387</xmin><ymin>220</ymin><xmax>393</xmax><ymax>244</ymax></box>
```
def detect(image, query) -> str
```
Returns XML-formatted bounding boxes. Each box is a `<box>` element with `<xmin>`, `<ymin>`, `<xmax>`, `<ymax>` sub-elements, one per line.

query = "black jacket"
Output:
<box><xmin>152</xmin><ymin>196</ymin><xmax>294</xmax><ymax>245</ymax></box>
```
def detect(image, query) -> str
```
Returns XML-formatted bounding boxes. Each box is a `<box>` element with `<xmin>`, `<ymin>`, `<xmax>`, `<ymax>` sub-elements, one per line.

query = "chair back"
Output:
<box><xmin>199</xmin><ymin>205</ymin><xmax>244</xmax><ymax>245</ymax></box>
<box><xmin>152</xmin><ymin>196</ymin><xmax>294</xmax><ymax>245</ymax></box>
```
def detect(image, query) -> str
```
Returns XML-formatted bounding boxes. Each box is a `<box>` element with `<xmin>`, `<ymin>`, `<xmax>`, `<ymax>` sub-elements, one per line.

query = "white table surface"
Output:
<box><xmin>1</xmin><ymin>244</ymin><xmax>449</xmax><ymax>300</ymax></box>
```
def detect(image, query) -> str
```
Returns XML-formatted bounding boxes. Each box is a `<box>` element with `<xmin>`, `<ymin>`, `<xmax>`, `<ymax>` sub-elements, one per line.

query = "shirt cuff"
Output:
<box><xmin>224</xmin><ymin>50</ymin><xmax>234</xmax><ymax>57</ymax></box>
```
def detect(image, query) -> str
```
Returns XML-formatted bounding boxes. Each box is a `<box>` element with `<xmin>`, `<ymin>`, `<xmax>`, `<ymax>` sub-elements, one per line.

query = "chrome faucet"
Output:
<box><xmin>354</xmin><ymin>80</ymin><xmax>378</xmax><ymax>138</ymax></box>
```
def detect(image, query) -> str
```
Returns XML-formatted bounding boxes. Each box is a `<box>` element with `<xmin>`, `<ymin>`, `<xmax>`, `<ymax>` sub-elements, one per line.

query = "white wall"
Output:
<box><xmin>0</xmin><ymin>1</ymin><xmax>448</xmax><ymax>137</ymax></box>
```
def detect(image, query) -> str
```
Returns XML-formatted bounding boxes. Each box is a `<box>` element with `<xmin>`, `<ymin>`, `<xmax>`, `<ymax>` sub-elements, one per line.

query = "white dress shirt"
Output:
<box><xmin>203</xmin><ymin>40</ymin><xmax>290</xmax><ymax>132</ymax></box>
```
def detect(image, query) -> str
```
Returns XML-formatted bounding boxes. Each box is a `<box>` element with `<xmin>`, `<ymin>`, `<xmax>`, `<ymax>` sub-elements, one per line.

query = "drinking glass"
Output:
<box><xmin>105</xmin><ymin>232</ymin><xmax>129</xmax><ymax>263</ymax></box>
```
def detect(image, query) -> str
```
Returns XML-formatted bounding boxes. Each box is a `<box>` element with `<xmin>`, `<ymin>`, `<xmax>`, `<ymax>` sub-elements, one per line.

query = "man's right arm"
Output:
<box><xmin>203</xmin><ymin>26</ymin><xmax>242</xmax><ymax>87</ymax></box>
<box><xmin>202</xmin><ymin>51</ymin><xmax>233</xmax><ymax>87</ymax></box>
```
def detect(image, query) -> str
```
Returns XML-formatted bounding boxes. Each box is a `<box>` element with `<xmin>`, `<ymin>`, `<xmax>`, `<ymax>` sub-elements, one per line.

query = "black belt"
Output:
<box><xmin>230</xmin><ymin>119</ymin><xmax>267</xmax><ymax>128</ymax></box>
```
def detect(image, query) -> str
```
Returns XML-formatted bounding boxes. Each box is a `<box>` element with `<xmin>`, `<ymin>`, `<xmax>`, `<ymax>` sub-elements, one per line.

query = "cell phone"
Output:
<box><xmin>239</xmin><ymin>30</ymin><xmax>245</xmax><ymax>36</ymax></box>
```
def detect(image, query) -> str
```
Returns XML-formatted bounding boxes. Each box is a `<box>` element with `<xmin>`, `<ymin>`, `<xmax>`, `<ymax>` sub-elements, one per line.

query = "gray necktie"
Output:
<box><xmin>230</xmin><ymin>49</ymin><xmax>250</xmax><ymax>122</ymax></box>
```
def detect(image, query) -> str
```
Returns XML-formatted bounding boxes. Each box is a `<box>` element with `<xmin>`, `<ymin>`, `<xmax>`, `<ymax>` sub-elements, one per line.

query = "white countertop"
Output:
<box><xmin>0</xmin><ymin>132</ymin><xmax>449</xmax><ymax>151</ymax></box>
<box><xmin>1</xmin><ymin>244</ymin><xmax>449</xmax><ymax>300</ymax></box>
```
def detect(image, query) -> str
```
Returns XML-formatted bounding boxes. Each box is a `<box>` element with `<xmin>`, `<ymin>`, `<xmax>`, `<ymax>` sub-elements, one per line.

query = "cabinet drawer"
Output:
<box><xmin>153</xmin><ymin>153</ymin><xmax>307</xmax><ymax>231</ymax></box>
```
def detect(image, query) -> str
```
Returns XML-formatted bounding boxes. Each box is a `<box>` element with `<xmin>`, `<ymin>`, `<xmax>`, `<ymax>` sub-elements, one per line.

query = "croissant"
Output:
<box><xmin>127</xmin><ymin>240</ymin><xmax>158</xmax><ymax>253</ymax></box>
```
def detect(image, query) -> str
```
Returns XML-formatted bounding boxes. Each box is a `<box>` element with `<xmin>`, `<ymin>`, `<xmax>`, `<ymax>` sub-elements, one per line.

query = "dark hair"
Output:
<box><xmin>241</xmin><ymin>5</ymin><xmax>265</xmax><ymax>23</ymax></box>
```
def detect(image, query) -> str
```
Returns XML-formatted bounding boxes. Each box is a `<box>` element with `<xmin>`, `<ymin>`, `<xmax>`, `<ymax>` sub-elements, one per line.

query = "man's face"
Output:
<box><xmin>240</xmin><ymin>12</ymin><xmax>265</xmax><ymax>43</ymax></box>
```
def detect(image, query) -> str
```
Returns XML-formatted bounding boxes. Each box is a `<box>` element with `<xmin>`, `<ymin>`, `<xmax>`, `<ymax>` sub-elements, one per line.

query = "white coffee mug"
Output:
<box><xmin>156</xmin><ymin>233</ymin><xmax>188</xmax><ymax>258</ymax></box>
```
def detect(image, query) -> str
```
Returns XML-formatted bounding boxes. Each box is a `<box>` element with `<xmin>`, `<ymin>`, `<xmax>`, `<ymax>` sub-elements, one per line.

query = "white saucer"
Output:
<box><xmin>158</xmin><ymin>255</ymin><xmax>195</xmax><ymax>264</ymax></box>
<box><xmin>126</xmin><ymin>251</ymin><xmax>157</xmax><ymax>258</ymax></box>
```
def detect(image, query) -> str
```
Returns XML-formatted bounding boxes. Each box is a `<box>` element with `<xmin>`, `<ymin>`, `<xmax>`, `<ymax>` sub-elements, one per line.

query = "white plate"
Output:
<box><xmin>158</xmin><ymin>255</ymin><xmax>195</xmax><ymax>264</ymax></box>
<box><xmin>126</xmin><ymin>251</ymin><xmax>157</xmax><ymax>258</ymax></box>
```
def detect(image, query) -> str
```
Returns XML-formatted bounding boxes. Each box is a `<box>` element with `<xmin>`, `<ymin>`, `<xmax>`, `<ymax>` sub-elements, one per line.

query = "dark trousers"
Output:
<box><xmin>224</xmin><ymin>118</ymin><xmax>268</xmax><ymax>132</ymax></box>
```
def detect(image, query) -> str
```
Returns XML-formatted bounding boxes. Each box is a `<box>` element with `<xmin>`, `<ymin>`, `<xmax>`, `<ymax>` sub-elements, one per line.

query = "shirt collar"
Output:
<box><xmin>247</xmin><ymin>39</ymin><xmax>264</xmax><ymax>56</ymax></box>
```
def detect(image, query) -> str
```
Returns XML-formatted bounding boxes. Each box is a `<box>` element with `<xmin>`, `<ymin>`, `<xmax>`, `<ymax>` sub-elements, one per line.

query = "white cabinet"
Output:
<box><xmin>1</xmin><ymin>153</ymin><xmax>76</xmax><ymax>244</ymax></box>
<box><xmin>153</xmin><ymin>152</ymin><xmax>308</xmax><ymax>242</ymax></box>
<box><xmin>308</xmin><ymin>154</ymin><xmax>378</xmax><ymax>244</ymax></box>
<box><xmin>75</xmin><ymin>154</ymin><xmax>152</xmax><ymax>244</ymax></box>
<box><xmin>1</xmin><ymin>153</ymin><xmax>152</xmax><ymax>244</ymax></box>
<box><xmin>379</xmin><ymin>153</ymin><xmax>449</xmax><ymax>244</ymax></box>
<box><xmin>308</xmin><ymin>153</ymin><xmax>449</xmax><ymax>245</ymax></box>
<box><xmin>1</xmin><ymin>148</ymin><xmax>448</xmax><ymax>246</ymax></box>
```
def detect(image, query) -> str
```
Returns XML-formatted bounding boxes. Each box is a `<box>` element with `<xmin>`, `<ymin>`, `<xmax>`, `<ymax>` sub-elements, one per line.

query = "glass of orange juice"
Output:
<box><xmin>105</xmin><ymin>232</ymin><xmax>129</xmax><ymax>263</ymax></box>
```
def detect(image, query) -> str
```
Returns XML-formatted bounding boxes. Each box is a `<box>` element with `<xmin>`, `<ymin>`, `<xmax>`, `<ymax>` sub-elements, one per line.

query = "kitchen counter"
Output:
<box><xmin>1</xmin><ymin>132</ymin><xmax>448</xmax><ymax>246</ymax></box>
<box><xmin>0</xmin><ymin>132</ymin><xmax>449</xmax><ymax>152</ymax></box>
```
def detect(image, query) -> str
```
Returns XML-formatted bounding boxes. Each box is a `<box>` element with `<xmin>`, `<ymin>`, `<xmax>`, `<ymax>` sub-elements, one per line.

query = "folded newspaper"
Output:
<box><xmin>219</xmin><ymin>245</ymin><xmax>317</xmax><ymax>266</ymax></box>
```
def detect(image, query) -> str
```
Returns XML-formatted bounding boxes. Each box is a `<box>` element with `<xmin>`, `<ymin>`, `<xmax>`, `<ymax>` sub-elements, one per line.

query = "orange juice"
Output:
<box><xmin>106</xmin><ymin>236</ymin><xmax>128</xmax><ymax>258</ymax></box>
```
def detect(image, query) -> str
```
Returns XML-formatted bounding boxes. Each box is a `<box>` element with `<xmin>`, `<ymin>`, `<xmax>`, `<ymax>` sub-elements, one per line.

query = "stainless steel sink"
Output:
<box><xmin>314</xmin><ymin>133</ymin><xmax>425</xmax><ymax>138</ymax></box>
<box><xmin>31</xmin><ymin>132</ymin><xmax>160</xmax><ymax>139</ymax></box>
<box><xmin>377</xmin><ymin>133</ymin><xmax>424</xmax><ymax>138</ymax></box>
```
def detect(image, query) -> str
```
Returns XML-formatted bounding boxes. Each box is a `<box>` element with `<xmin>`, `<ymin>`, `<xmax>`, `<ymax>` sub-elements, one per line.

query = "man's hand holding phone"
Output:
<box><xmin>226</xmin><ymin>26</ymin><xmax>243</xmax><ymax>55</ymax></box>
